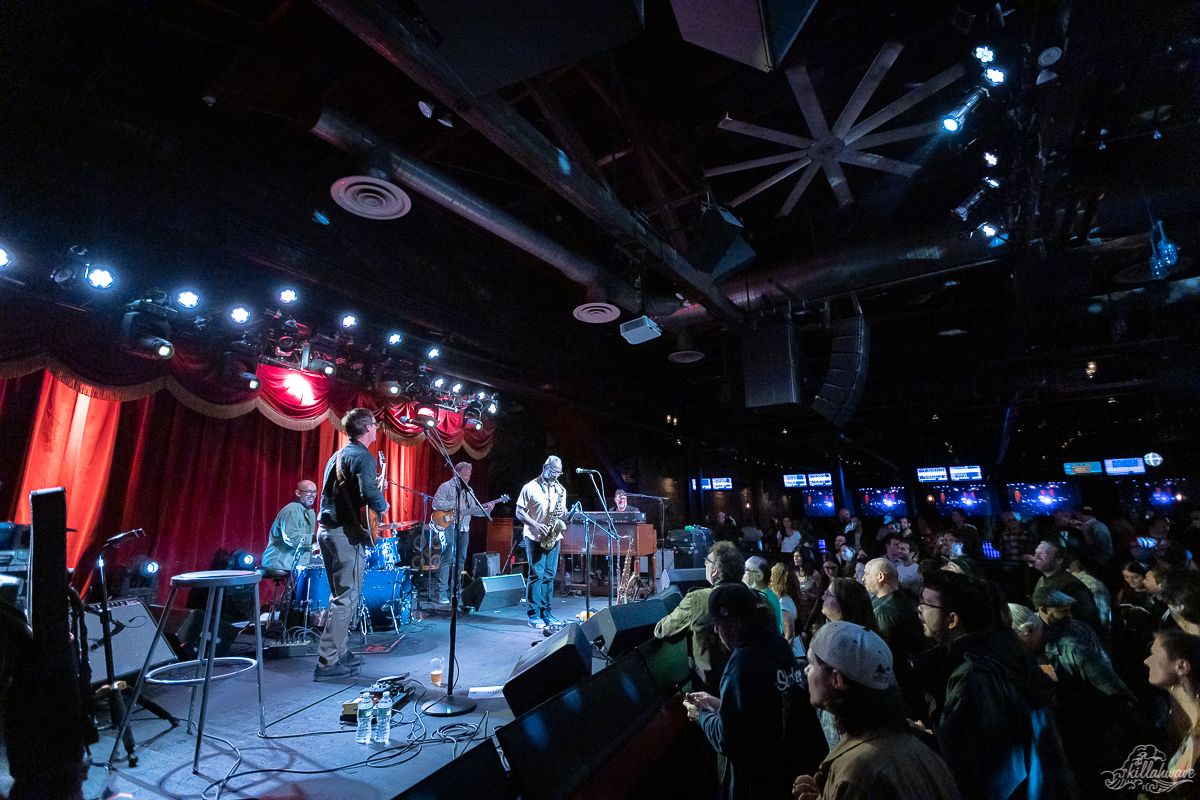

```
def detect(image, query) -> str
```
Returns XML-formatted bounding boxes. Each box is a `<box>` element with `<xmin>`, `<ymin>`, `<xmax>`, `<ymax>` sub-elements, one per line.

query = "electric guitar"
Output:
<box><xmin>430</xmin><ymin>494</ymin><xmax>510</xmax><ymax>545</ymax></box>
<box><xmin>356</xmin><ymin>452</ymin><xmax>387</xmax><ymax>546</ymax></box>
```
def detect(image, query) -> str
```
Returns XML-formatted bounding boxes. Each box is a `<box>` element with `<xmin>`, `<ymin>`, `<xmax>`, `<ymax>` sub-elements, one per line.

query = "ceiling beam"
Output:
<box><xmin>314</xmin><ymin>0</ymin><xmax>745</xmax><ymax>325</ymax></box>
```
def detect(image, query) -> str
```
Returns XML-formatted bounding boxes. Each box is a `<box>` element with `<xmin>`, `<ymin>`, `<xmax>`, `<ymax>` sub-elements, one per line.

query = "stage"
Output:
<box><xmin>11</xmin><ymin>594</ymin><xmax>609</xmax><ymax>800</ymax></box>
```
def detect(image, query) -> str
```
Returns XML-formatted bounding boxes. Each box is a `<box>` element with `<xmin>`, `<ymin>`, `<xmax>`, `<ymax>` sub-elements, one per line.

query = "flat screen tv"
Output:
<box><xmin>858</xmin><ymin>487</ymin><xmax>908</xmax><ymax>516</ymax></box>
<box><xmin>802</xmin><ymin>490</ymin><xmax>837</xmax><ymax>517</ymax></box>
<box><xmin>1007</xmin><ymin>482</ymin><xmax>1081</xmax><ymax>515</ymax></box>
<box><xmin>1147</xmin><ymin>479</ymin><xmax>1190</xmax><ymax>511</ymax></box>
<box><xmin>923</xmin><ymin>484</ymin><xmax>993</xmax><ymax>514</ymax></box>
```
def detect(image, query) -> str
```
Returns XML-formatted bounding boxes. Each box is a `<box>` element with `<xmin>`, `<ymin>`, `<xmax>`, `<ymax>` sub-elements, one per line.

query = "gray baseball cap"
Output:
<box><xmin>809</xmin><ymin>621</ymin><xmax>895</xmax><ymax>690</ymax></box>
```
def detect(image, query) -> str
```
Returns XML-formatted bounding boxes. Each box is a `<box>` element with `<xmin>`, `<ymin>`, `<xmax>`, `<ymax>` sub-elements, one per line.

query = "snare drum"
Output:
<box><xmin>292</xmin><ymin>565</ymin><xmax>330</xmax><ymax>611</ymax></box>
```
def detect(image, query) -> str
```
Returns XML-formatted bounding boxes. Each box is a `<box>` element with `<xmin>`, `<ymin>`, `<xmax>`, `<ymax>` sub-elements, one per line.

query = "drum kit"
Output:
<box><xmin>291</xmin><ymin>520</ymin><xmax>429</xmax><ymax>633</ymax></box>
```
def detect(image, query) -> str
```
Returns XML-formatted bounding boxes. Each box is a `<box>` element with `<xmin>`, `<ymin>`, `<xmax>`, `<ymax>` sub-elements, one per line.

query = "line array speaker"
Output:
<box><xmin>743</xmin><ymin>320</ymin><xmax>802</xmax><ymax>408</ymax></box>
<box><xmin>812</xmin><ymin>314</ymin><xmax>870</xmax><ymax>428</ymax></box>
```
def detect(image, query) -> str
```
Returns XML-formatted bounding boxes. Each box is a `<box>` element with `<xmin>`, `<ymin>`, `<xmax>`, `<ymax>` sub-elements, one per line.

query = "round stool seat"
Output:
<box><xmin>260</xmin><ymin>567</ymin><xmax>290</xmax><ymax>580</ymax></box>
<box><xmin>146</xmin><ymin>656</ymin><xmax>258</xmax><ymax>686</ymax></box>
<box><xmin>170</xmin><ymin>569</ymin><xmax>261</xmax><ymax>589</ymax></box>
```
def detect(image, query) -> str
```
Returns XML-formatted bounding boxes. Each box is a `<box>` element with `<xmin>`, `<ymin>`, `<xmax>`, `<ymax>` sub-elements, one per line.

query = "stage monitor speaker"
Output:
<box><xmin>462</xmin><ymin>573</ymin><xmax>525</xmax><ymax>612</ymax></box>
<box><xmin>83</xmin><ymin>598</ymin><xmax>178</xmax><ymax>685</ymax></box>
<box><xmin>417</xmin><ymin>2</ymin><xmax>644</xmax><ymax>96</ymax></box>
<box><xmin>688</xmin><ymin>206</ymin><xmax>756</xmax><ymax>280</ymax></box>
<box><xmin>659</xmin><ymin>567</ymin><xmax>708</xmax><ymax>595</ymax></box>
<box><xmin>594</xmin><ymin>599</ymin><xmax>667</xmax><ymax>658</ymax></box>
<box><xmin>471</xmin><ymin>551</ymin><xmax>501</xmax><ymax>579</ymax></box>
<box><xmin>498</xmin><ymin>650</ymin><xmax>660</xmax><ymax>800</ymax></box>
<box><xmin>635</xmin><ymin>636</ymin><xmax>690</xmax><ymax>697</ymax></box>
<box><xmin>670</xmin><ymin>0</ymin><xmax>819</xmax><ymax>72</ymax></box>
<box><xmin>504</xmin><ymin>622</ymin><xmax>592</xmax><ymax>718</ymax></box>
<box><xmin>395</xmin><ymin>737</ymin><xmax>517</xmax><ymax>800</ymax></box>
<box><xmin>812</xmin><ymin>315</ymin><xmax>870</xmax><ymax>429</ymax></box>
<box><xmin>743</xmin><ymin>320</ymin><xmax>802</xmax><ymax>408</ymax></box>
<box><xmin>650</xmin><ymin>585</ymin><xmax>683</xmax><ymax>616</ymax></box>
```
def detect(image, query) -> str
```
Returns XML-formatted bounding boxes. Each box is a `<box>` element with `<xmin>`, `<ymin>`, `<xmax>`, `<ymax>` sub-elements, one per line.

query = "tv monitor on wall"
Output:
<box><xmin>1147</xmin><ymin>479</ymin><xmax>1189</xmax><ymax>511</ymax></box>
<box><xmin>858</xmin><ymin>487</ymin><xmax>908</xmax><ymax>516</ymax></box>
<box><xmin>802</xmin><ymin>490</ymin><xmax>837</xmax><ymax>517</ymax></box>
<box><xmin>1007</xmin><ymin>482</ymin><xmax>1081</xmax><ymax>516</ymax></box>
<box><xmin>924</xmin><ymin>484</ymin><xmax>993</xmax><ymax>514</ymax></box>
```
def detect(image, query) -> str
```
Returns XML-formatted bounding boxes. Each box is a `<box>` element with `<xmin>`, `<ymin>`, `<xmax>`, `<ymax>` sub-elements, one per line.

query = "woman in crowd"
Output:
<box><xmin>770</xmin><ymin>563</ymin><xmax>806</xmax><ymax>661</ymax></box>
<box><xmin>821</xmin><ymin>578</ymin><xmax>879</xmax><ymax>631</ymax></box>
<box><xmin>1145</xmin><ymin>628</ymin><xmax>1200</xmax><ymax>793</ymax></box>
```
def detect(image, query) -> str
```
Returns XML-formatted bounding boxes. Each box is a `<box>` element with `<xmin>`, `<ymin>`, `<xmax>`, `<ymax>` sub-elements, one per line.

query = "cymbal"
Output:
<box><xmin>378</xmin><ymin>520</ymin><xmax>421</xmax><ymax>531</ymax></box>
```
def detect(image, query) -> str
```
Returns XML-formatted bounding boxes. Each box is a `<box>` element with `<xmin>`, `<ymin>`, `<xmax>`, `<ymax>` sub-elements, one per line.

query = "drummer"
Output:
<box><xmin>262</xmin><ymin>480</ymin><xmax>318</xmax><ymax>571</ymax></box>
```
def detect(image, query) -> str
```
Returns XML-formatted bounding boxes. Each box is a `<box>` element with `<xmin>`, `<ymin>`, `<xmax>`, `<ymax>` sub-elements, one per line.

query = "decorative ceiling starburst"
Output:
<box><xmin>705</xmin><ymin>43</ymin><xmax>966</xmax><ymax>215</ymax></box>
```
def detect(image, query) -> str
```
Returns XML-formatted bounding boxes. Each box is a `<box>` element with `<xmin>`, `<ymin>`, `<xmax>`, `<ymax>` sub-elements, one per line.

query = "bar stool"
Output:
<box><xmin>108</xmin><ymin>570</ymin><xmax>265</xmax><ymax>773</ymax></box>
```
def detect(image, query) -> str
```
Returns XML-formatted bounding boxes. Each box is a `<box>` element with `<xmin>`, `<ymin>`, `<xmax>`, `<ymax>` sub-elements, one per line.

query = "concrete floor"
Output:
<box><xmin>74</xmin><ymin>592</ymin><xmax>605</xmax><ymax>800</ymax></box>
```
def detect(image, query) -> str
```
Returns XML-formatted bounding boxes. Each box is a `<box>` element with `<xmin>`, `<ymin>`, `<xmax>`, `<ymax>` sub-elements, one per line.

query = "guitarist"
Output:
<box><xmin>431</xmin><ymin>462</ymin><xmax>495</xmax><ymax>605</ymax></box>
<box><xmin>313</xmin><ymin>408</ymin><xmax>388</xmax><ymax>682</ymax></box>
<box><xmin>516</xmin><ymin>456</ymin><xmax>568</xmax><ymax>629</ymax></box>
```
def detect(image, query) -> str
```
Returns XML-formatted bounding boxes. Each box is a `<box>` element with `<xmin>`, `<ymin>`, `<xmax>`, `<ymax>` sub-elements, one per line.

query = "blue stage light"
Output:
<box><xmin>87</xmin><ymin>267</ymin><xmax>115</xmax><ymax>289</ymax></box>
<box><xmin>280</xmin><ymin>288</ymin><xmax>298</xmax><ymax>304</ymax></box>
<box><xmin>230</xmin><ymin>306</ymin><xmax>251</xmax><ymax>324</ymax></box>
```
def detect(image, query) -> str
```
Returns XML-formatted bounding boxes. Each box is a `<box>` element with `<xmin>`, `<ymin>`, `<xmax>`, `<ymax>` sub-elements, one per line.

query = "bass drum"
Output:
<box><xmin>292</xmin><ymin>565</ymin><xmax>330</xmax><ymax>611</ymax></box>
<box><xmin>362</xmin><ymin>568</ymin><xmax>413</xmax><ymax>627</ymax></box>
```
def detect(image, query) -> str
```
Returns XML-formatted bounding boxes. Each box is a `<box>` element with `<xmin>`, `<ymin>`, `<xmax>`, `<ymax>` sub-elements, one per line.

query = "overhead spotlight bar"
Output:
<box><xmin>280</xmin><ymin>288</ymin><xmax>298</xmax><ymax>304</ymax></box>
<box><xmin>176</xmin><ymin>290</ymin><xmax>200</xmax><ymax>308</ymax></box>
<box><xmin>942</xmin><ymin>87</ymin><xmax>988</xmax><ymax>132</ymax></box>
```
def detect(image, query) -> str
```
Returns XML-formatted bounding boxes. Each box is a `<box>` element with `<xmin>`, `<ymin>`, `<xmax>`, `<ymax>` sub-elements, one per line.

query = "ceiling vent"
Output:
<box><xmin>331</xmin><ymin>176</ymin><xmax>411</xmax><ymax>219</ymax></box>
<box><xmin>668</xmin><ymin>331</ymin><xmax>705</xmax><ymax>363</ymax></box>
<box><xmin>572</xmin><ymin>302</ymin><xmax>620</xmax><ymax>323</ymax></box>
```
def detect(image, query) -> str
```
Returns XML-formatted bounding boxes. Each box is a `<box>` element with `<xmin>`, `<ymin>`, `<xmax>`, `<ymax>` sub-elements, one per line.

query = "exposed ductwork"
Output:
<box><xmin>310</xmin><ymin>108</ymin><xmax>681</xmax><ymax>319</ymax></box>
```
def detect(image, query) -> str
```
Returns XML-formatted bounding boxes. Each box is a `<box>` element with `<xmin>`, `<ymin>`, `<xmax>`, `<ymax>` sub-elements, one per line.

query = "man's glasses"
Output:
<box><xmin>300</xmin><ymin>491</ymin><xmax>318</xmax><ymax>497</ymax></box>
<box><xmin>918</xmin><ymin>600</ymin><xmax>943</xmax><ymax>610</ymax></box>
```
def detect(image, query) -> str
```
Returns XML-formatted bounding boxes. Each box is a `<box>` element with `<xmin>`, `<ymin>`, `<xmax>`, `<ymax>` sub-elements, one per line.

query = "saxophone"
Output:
<box><xmin>616</xmin><ymin>535</ymin><xmax>639</xmax><ymax>604</ymax></box>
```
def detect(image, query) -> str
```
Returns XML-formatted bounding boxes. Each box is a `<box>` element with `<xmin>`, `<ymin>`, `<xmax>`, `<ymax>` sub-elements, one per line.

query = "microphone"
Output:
<box><xmin>575</xmin><ymin>468</ymin><xmax>599</xmax><ymax>474</ymax></box>
<box><xmin>398</xmin><ymin>415</ymin><xmax>414</xmax><ymax>424</ymax></box>
<box><xmin>105</xmin><ymin>528</ymin><xmax>144</xmax><ymax>545</ymax></box>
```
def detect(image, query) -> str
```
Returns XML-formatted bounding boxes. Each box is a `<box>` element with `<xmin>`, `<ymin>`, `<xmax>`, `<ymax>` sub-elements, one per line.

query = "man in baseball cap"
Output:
<box><xmin>793</xmin><ymin>621</ymin><xmax>960</xmax><ymax>800</ymax></box>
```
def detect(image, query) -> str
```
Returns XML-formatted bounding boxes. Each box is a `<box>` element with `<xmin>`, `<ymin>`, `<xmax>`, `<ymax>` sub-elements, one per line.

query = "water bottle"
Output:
<box><xmin>355</xmin><ymin>692</ymin><xmax>373</xmax><ymax>744</ymax></box>
<box><xmin>373</xmin><ymin>691</ymin><xmax>393</xmax><ymax>743</ymax></box>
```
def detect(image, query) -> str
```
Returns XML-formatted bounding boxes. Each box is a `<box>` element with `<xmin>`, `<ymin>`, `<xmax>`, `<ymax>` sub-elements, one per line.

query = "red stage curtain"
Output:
<box><xmin>13</xmin><ymin>373</ymin><xmax>121</xmax><ymax>568</ymax></box>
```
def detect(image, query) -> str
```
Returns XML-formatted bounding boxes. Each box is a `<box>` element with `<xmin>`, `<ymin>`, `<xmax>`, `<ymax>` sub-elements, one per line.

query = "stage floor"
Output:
<box><xmin>13</xmin><ymin>592</ymin><xmax>610</xmax><ymax>800</ymax></box>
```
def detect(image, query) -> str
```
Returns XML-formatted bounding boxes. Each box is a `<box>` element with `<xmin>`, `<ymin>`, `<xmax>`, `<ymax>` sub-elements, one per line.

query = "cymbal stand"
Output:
<box><xmin>388</xmin><ymin>480</ymin><xmax>435</xmax><ymax>609</ymax></box>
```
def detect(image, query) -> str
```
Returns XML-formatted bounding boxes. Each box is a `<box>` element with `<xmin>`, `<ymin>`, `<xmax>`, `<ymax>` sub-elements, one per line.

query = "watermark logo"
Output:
<box><xmin>1103</xmin><ymin>744</ymin><xmax>1193</xmax><ymax>793</ymax></box>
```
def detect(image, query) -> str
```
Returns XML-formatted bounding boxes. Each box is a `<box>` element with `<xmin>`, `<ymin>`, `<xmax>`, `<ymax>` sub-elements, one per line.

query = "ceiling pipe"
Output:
<box><xmin>311</xmin><ymin>108</ymin><xmax>681</xmax><ymax>318</ymax></box>
<box><xmin>312</xmin><ymin>0</ymin><xmax>745</xmax><ymax>326</ymax></box>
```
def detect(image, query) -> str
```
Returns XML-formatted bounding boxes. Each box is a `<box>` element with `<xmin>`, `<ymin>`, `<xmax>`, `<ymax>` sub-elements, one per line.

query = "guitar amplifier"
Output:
<box><xmin>472</xmin><ymin>551</ymin><xmax>501</xmax><ymax>578</ymax></box>
<box><xmin>84</xmin><ymin>598</ymin><xmax>178</xmax><ymax>684</ymax></box>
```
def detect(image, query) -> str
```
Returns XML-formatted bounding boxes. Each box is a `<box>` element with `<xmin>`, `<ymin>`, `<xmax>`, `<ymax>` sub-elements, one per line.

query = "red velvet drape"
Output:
<box><xmin>0</xmin><ymin>373</ymin><xmax>493</xmax><ymax>604</ymax></box>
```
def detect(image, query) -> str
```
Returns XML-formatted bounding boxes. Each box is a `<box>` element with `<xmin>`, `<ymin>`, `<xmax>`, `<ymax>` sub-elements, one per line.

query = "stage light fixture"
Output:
<box><xmin>387</xmin><ymin>332</ymin><xmax>402</xmax><ymax>346</ymax></box>
<box><xmin>280</xmin><ymin>289</ymin><xmax>298</xmax><ymax>304</ymax></box>
<box><xmin>464</xmin><ymin>415</ymin><xmax>483</xmax><ymax>431</ymax></box>
<box><xmin>176</xmin><ymin>291</ymin><xmax>200</xmax><ymax>308</ymax></box>
<box><xmin>431</xmin><ymin>377</ymin><xmax>445</xmax><ymax>389</ymax></box>
<box><xmin>476</xmin><ymin>390</ymin><xmax>487</xmax><ymax>400</ymax></box>
<box><xmin>984</xmin><ymin>68</ymin><xmax>1005</xmax><ymax>86</ymax></box>
<box><xmin>984</xmin><ymin>152</ymin><xmax>998</xmax><ymax>166</ymax></box>
<box><xmin>437</xmin><ymin>112</ymin><xmax>453</xmax><ymax>128</ymax></box>
<box><xmin>120</xmin><ymin>300</ymin><xmax>177</xmax><ymax>361</ymax></box>
<box><xmin>974</xmin><ymin>46</ymin><xmax>994</xmax><ymax>64</ymax></box>
<box><xmin>230</xmin><ymin>306</ymin><xmax>251</xmax><ymax>324</ymax></box>
<box><xmin>0</xmin><ymin>247</ymin><xmax>10</xmax><ymax>267</ymax></box>
<box><xmin>418</xmin><ymin>100</ymin><xmax>435</xmax><ymax>118</ymax></box>
<box><xmin>984</xmin><ymin>177</ymin><xmax>1000</xmax><ymax>188</ymax></box>
<box><xmin>426</xmin><ymin>346</ymin><xmax>440</xmax><ymax>359</ymax></box>
<box><xmin>381</xmin><ymin>381</ymin><xmax>401</xmax><ymax>396</ymax></box>
<box><xmin>979</xmin><ymin>223</ymin><xmax>998</xmax><ymax>238</ymax></box>
<box><xmin>414</xmin><ymin>403</ymin><xmax>438</xmax><ymax>428</ymax></box>
<box><xmin>942</xmin><ymin>87</ymin><xmax>987</xmax><ymax>132</ymax></box>
<box><xmin>450</xmin><ymin>382</ymin><xmax>463</xmax><ymax>394</ymax></box>
<box><xmin>140</xmin><ymin>560</ymin><xmax>160</xmax><ymax>576</ymax></box>
<box><xmin>952</xmin><ymin>188</ymin><xmax>987</xmax><ymax>221</ymax></box>
<box><xmin>485</xmin><ymin>400</ymin><xmax>498</xmax><ymax>415</ymax></box>
<box><xmin>309</xmin><ymin>358</ymin><xmax>335</xmax><ymax>377</ymax></box>
<box><xmin>341</xmin><ymin>314</ymin><xmax>357</xmax><ymax>328</ymax></box>
<box><xmin>87</xmin><ymin>267</ymin><xmax>115</xmax><ymax>289</ymax></box>
<box><xmin>229</xmin><ymin>549</ymin><xmax>255</xmax><ymax>569</ymax></box>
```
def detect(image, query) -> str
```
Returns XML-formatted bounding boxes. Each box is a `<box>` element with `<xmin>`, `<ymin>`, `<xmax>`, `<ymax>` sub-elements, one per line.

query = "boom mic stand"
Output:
<box><xmin>420</xmin><ymin>429</ymin><xmax>487</xmax><ymax>718</ymax></box>
<box><xmin>582</xmin><ymin>473</ymin><xmax>620</xmax><ymax>607</ymax></box>
<box><xmin>94</xmin><ymin>530</ymin><xmax>177</xmax><ymax>766</ymax></box>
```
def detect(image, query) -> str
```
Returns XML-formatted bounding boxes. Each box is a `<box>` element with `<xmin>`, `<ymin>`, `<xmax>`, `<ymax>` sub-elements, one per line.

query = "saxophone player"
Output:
<box><xmin>516</xmin><ymin>456</ymin><xmax>568</xmax><ymax>629</ymax></box>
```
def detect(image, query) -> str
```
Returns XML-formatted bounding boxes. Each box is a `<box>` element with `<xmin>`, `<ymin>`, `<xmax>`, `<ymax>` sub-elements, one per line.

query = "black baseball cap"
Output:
<box><xmin>695</xmin><ymin>582</ymin><xmax>760</xmax><ymax>627</ymax></box>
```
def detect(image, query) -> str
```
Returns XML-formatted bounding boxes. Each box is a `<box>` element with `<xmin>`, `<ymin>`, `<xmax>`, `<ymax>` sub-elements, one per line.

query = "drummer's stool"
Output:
<box><xmin>261</xmin><ymin>566</ymin><xmax>292</xmax><ymax>634</ymax></box>
<box><xmin>108</xmin><ymin>570</ymin><xmax>265</xmax><ymax>773</ymax></box>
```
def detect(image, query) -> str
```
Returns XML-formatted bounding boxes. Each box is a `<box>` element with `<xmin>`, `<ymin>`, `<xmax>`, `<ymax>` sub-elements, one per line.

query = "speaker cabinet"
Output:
<box><xmin>462</xmin><ymin>573</ymin><xmax>525</xmax><ymax>612</ymax></box>
<box><xmin>670</xmin><ymin>0</ymin><xmax>819</xmax><ymax>72</ymax></box>
<box><xmin>688</xmin><ymin>206</ymin><xmax>756</xmax><ymax>279</ymax></box>
<box><xmin>743</xmin><ymin>320</ymin><xmax>802</xmax><ymax>408</ymax></box>
<box><xmin>658</xmin><ymin>567</ymin><xmax>708</xmax><ymax>595</ymax></box>
<box><xmin>472</xmin><ymin>551</ymin><xmax>501</xmax><ymax>578</ymax></box>
<box><xmin>83</xmin><ymin>598</ymin><xmax>178</xmax><ymax>685</ymax></box>
<box><xmin>503</xmin><ymin>622</ymin><xmax>592</xmax><ymax>718</ymax></box>
<box><xmin>649</xmin><ymin>585</ymin><xmax>683</xmax><ymax>616</ymax></box>
<box><xmin>174</xmin><ymin>609</ymin><xmax>240</xmax><ymax>660</ymax></box>
<box><xmin>594</xmin><ymin>599</ymin><xmax>668</xmax><ymax>658</ymax></box>
<box><xmin>812</xmin><ymin>315</ymin><xmax>870</xmax><ymax>428</ymax></box>
<box><xmin>395</xmin><ymin>738</ymin><xmax>517</xmax><ymax>800</ymax></box>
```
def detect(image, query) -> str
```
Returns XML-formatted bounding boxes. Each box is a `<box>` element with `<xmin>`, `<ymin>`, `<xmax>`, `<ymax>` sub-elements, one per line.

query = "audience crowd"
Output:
<box><xmin>657</xmin><ymin>503</ymin><xmax>1200</xmax><ymax>798</ymax></box>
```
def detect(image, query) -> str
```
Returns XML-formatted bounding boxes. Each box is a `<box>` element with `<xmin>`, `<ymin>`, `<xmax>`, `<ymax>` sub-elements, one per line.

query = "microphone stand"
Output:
<box><xmin>626</xmin><ymin>493</ymin><xmax>668</xmax><ymax>586</ymax></box>
<box><xmin>582</xmin><ymin>473</ymin><xmax>620</xmax><ymax>607</ymax></box>
<box><xmin>387</xmin><ymin>480</ymin><xmax>436</xmax><ymax>608</ymax></box>
<box><xmin>420</xmin><ymin>428</ymin><xmax>486</xmax><ymax>718</ymax></box>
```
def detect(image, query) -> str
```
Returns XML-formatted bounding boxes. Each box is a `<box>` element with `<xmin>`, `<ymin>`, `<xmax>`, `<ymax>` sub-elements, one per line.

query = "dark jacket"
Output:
<box><xmin>936</xmin><ymin>629</ymin><xmax>1078</xmax><ymax>800</ymax></box>
<box><xmin>318</xmin><ymin>440</ymin><xmax>387</xmax><ymax>545</ymax></box>
<box><xmin>1034</xmin><ymin>571</ymin><xmax>1101</xmax><ymax>635</ymax></box>
<box><xmin>699</xmin><ymin>629</ymin><xmax>828</xmax><ymax>800</ymax></box>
